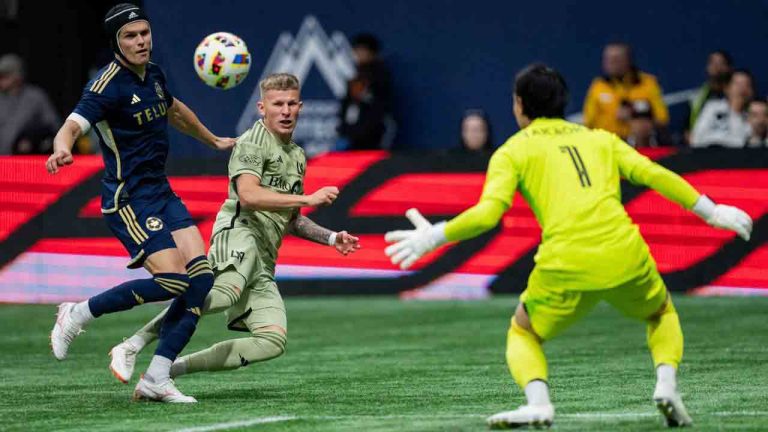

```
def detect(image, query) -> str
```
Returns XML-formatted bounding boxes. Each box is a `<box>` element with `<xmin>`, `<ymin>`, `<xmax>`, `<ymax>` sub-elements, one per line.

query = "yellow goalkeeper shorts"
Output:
<box><xmin>519</xmin><ymin>257</ymin><xmax>668</xmax><ymax>340</ymax></box>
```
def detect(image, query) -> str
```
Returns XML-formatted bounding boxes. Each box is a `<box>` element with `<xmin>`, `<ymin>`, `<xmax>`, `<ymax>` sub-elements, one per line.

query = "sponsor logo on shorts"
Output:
<box><xmin>230</xmin><ymin>250</ymin><xmax>245</xmax><ymax>263</ymax></box>
<box><xmin>146</xmin><ymin>216</ymin><xmax>164</xmax><ymax>231</ymax></box>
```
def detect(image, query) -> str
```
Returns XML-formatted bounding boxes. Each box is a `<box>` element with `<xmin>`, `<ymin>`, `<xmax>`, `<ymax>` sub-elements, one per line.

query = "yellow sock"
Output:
<box><xmin>647</xmin><ymin>298</ymin><xmax>683</xmax><ymax>368</ymax></box>
<box><xmin>506</xmin><ymin>319</ymin><xmax>548</xmax><ymax>388</ymax></box>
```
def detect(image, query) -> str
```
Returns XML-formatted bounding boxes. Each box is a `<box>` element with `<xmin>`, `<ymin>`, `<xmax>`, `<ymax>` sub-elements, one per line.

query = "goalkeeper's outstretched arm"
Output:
<box><xmin>612</xmin><ymin>136</ymin><xmax>752</xmax><ymax>240</ymax></box>
<box><xmin>384</xmin><ymin>151</ymin><xmax>516</xmax><ymax>269</ymax></box>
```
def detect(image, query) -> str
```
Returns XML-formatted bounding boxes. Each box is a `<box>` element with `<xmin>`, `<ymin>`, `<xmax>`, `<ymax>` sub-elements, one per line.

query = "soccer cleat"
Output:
<box><xmin>50</xmin><ymin>302</ymin><xmax>85</xmax><ymax>360</ymax></box>
<box><xmin>486</xmin><ymin>404</ymin><xmax>554</xmax><ymax>429</ymax></box>
<box><xmin>133</xmin><ymin>374</ymin><xmax>197</xmax><ymax>403</ymax></box>
<box><xmin>653</xmin><ymin>382</ymin><xmax>693</xmax><ymax>427</ymax></box>
<box><xmin>109</xmin><ymin>340</ymin><xmax>139</xmax><ymax>383</ymax></box>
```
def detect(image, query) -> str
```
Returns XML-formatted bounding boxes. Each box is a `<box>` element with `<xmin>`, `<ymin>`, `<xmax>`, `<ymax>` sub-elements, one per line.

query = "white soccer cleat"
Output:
<box><xmin>109</xmin><ymin>340</ymin><xmax>139</xmax><ymax>384</ymax></box>
<box><xmin>653</xmin><ymin>382</ymin><xmax>693</xmax><ymax>427</ymax></box>
<box><xmin>50</xmin><ymin>302</ymin><xmax>85</xmax><ymax>360</ymax></box>
<box><xmin>486</xmin><ymin>404</ymin><xmax>554</xmax><ymax>429</ymax></box>
<box><xmin>133</xmin><ymin>375</ymin><xmax>197</xmax><ymax>403</ymax></box>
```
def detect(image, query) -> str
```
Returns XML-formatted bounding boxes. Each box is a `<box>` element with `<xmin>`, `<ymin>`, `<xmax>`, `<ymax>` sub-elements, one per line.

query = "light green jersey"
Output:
<box><xmin>212</xmin><ymin>120</ymin><xmax>306</xmax><ymax>269</ymax></box>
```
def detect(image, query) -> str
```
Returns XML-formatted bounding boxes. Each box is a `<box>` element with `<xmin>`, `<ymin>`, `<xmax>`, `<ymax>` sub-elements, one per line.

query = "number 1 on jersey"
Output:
<box><xmin>560</xmin><ymin>146</ymin><xmax>591</xmax><ymax>187</ymax></box>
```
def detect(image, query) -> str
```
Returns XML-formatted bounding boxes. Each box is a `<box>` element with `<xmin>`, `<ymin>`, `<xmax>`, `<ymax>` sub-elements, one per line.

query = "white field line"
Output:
<box><xmin>174</xmin><ymin>410</ymin><xmax>768</xmax><ymax>431</ymax></box>
<box><xmin>174</xmin><ymin>416</ymin><xmax>297</xmax><ymax>432</ymax></box>
<box><xmin>310</xmin><ymin>411</ymin><xmax>768</xmax><ymax>420</ymax></box>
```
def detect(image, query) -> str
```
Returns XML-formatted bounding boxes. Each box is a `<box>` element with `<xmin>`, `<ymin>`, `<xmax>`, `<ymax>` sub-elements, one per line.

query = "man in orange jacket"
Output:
<box><xmin>583</xmin><ymin>43</ymin><xmax>668</xmax><ymax>139</ymax></box>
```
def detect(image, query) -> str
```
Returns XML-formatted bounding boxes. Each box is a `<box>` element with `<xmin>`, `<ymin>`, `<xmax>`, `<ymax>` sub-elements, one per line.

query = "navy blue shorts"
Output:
<box><xmin>104</xmin><ymin>192</ymin><xmax>195</xmax><ymax>269</ymax></box>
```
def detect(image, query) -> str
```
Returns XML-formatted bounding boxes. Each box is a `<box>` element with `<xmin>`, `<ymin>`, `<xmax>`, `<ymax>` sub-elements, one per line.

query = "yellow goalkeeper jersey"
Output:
<box><xmin>445</xmin><ymin>118</ymin><xmax>700</xmax><ymax>291</ymax></box>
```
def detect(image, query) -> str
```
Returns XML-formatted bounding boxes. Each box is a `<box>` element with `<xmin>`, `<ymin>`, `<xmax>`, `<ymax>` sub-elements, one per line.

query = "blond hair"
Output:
<box><xmin>259</xmin><ymin>73</ymin><xmax>300</xmax><ymax>98</ymax></box>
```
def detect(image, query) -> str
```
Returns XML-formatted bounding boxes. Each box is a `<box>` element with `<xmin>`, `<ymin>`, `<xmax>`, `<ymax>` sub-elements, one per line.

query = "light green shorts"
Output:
<box><xmin>208</xmin><ymin>227</ymin><xmax>286</xmax><ymax>334</ymax></box>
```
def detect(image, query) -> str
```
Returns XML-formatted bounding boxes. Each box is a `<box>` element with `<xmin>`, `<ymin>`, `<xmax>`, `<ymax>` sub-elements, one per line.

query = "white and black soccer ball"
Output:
<box><xmin>193</xmin><ymin>32</ymin><xmax>251</xmax><ymax>90</ymax></box>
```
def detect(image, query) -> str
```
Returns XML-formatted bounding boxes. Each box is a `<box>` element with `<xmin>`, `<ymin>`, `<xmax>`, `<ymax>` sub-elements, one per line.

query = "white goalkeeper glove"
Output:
<box><xmin>692</xmin><ymin>195</ymin><xmax>753</xmax><ymax>241</ymax></box>
<box><xmin>384</xmin><ymin>208</ymin><xmax>447</xmax><ymax>270</ymax></box>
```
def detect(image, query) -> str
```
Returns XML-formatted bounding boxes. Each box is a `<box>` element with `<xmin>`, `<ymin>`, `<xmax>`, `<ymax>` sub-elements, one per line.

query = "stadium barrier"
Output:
<box><xmin>0</xmin><ymin>148</ymin><xmax>766</xmax><ymax>303</ymax></box>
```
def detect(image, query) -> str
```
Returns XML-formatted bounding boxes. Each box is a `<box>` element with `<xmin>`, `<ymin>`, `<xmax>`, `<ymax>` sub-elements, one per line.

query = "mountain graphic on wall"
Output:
<box><xmin>237</xmin><ymin>15</ymin><xmax>356</xmax><ymax>134</ymax></box>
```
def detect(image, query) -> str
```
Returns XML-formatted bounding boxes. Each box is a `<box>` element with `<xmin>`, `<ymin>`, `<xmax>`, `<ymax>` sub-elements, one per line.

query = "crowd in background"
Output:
<box><xmin>585</xmin><ymin>45</ymin><xmax>766</xmax><ymax>149</ymax></box>
<box><xmin>1</xmin><ymin>37</ymin><xmax>766</xmax><ymax>155</ymax></box>
<box><xmin>459</xmin><ymin>44</ymin><xmax>767</xmax><ymax>151</ymax></box>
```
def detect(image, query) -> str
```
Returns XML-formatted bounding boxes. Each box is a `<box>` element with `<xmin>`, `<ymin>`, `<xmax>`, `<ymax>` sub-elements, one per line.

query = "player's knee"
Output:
<box><xmin>245</xmin><ymin>329</ymin><xmax>286</xmax><ymax>364</ymax></box>
<box><xmin>151</xmin><ymin>272</ymin><xmax>190</xmax><ymax>301</ymax></box>
<box><xmin>647</xmin><ymin>294</ymin><xmax>676</xmax><ymax>321</ymax></box>
<box><xmin>513</xmin><ymin>303</ymin><xmax>540</xmax><ymax>338</ymax></box>
<box><xmin>206</xmin><ymin>280</ymin><xmax>242</xmax><ymax>313</ymax></box>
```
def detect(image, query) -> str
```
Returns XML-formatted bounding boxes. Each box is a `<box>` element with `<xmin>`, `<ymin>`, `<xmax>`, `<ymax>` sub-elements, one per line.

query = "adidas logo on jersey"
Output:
<box><xmin>128</xmin><ymin>11</ymin><xmax>138</xmax><ymax>19</ymax></box>
<box><xmin>131</xmin><ymin>94</ymin><xmax>141</xmax><ymax>105</ymax></box>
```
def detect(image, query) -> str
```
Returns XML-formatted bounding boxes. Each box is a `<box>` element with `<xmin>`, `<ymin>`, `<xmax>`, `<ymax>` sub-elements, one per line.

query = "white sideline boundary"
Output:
<box><xmin>174</xmin><ymin>410</ymin><xmax>768</xmax><ymax>431</ymax></box>
<box><xmin>175</xmin><ymin>416</ymin><xmax>297</xmax><ymax>432</ymax></box>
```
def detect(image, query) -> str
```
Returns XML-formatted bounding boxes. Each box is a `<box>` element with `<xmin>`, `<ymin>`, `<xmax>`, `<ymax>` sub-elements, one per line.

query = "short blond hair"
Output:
<box><xmin>259</xmin><ymin>73</ymin><xmax>300</xmax><ymax>98</ymax></box>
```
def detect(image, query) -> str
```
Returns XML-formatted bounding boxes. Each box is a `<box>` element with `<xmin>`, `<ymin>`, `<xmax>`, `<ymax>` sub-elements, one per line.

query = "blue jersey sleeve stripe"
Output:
<box><xmin>93</xmin><ymin>64</ymin><xmax>121</xmax><ymax>94</ymax></box>
<box><xmin>89</xmin><ymin>63</ymin><xmax>118</xmax><ymax>92</ymax></box>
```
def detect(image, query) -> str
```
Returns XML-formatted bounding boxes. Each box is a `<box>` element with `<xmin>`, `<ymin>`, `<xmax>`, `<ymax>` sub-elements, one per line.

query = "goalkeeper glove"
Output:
<box><xmin>692</xmin><ymin>195</ymin><xmax>753</xmax><ymax>241</ymax></box>
<box><xmin>384</xmin><ymin>208</ymin><xmax>447</xmax><ymax>270</ymax></box>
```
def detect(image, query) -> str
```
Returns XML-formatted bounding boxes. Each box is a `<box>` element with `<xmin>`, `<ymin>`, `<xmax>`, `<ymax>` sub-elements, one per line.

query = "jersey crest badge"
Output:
<box><xmin>154</xmin><ymin>82</ymin><xmax>165</xmax><ymax>100</ymax></box>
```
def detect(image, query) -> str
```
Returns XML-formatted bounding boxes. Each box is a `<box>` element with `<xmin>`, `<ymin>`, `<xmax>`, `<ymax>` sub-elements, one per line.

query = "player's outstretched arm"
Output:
<box><xmin>236</xmin><ymin>174</ymin><xmax>338</xmax><ymax>211</ymax></box>
<box><xmin>384</xmin><ymin>150</ymin><xmax>516</xmax><ymax>270</ymax></box>
<box><xmin>613</xmin><ymin>136</ymin><xmax>753</xmax><ymax>240</ymax></box>
<box><xmin>383</xmin><ymin>201</ymin><xmax>506</xmax><ymax>270</ymax></box>
<box><xmin>168</xmin><ymin>97</ymin><xmax>235</xmax><ymax>150</ymax></box>
<box><xmin>288</xmin><ymin>213</ymin><xmax>361</xmax><ymax>255</ymax></box>
<box><xmin>46</xmin><ymin>119</ymin><xmax>82</xmax><ymax>174</ymax></box>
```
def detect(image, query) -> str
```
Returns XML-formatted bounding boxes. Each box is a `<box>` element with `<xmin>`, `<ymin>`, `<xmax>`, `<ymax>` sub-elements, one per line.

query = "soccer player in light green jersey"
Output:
<box><xmin>109</xmin><ymin>73</ymin><xmax>361</xmax><ymax>384</ymax></box>
<box><xmin>385</xmin><ymin>64</ymin><xmax>752</xmax><ymax>429</ymax></box>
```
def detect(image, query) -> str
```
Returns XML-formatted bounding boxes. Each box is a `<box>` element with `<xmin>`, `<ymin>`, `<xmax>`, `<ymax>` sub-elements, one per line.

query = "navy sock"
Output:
<box><xmin>155</xmin><ymin>257</ymin><xmax>214</xmax><ymax>360</ymax></box>
<box><xmin>88</xmin><ymin>273</ymin><xmax>189</xmax><ymax>318</ymax></box>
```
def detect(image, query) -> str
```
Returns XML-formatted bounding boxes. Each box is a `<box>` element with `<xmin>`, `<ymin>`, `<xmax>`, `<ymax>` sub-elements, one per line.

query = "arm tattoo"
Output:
<box><xmin>290</xmin><ymin>214</ymin><xmax>335</xmax><ymax>245</ymax></box>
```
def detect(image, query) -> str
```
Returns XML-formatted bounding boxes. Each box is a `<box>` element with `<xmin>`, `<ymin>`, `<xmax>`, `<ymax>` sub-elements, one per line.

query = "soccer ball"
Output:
<box><xmin>193</xmin><ymin>32</ymin><xmax>251</xmax><ymax>90</ymax></box>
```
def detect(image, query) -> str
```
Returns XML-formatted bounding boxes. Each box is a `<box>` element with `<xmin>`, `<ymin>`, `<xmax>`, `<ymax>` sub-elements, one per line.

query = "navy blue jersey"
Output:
<box><xmin>69</xmin><ymin>60</ymin><xmax>175</xmax><ymax>214</ymax></box>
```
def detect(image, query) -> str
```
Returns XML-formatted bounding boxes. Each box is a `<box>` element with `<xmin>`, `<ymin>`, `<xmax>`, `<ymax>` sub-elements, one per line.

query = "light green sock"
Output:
<box><xmin>172</xmin><ymin>332</ymin><xmax>286</xmax><ymax>376</ymax></box>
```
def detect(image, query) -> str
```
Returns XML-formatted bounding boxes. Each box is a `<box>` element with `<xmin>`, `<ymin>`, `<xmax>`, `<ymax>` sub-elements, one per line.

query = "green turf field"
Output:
<box><xmin>1</xmin><ymin>295</ymin><xmax>767</xmax><ymax>431</ymax></box>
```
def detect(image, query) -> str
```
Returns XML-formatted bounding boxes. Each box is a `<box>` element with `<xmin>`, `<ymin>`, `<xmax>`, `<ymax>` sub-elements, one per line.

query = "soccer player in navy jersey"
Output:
<box><xmin>46</xmin><ymin>3</ymin><xmax>235</xmax><ymax>402</ymax></box>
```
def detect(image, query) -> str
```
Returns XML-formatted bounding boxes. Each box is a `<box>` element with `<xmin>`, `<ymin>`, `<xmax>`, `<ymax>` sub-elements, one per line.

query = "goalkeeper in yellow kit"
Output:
<box><xmin>385</xmin><ymin>64</ymin><xmax>752</xmax><ymax>429</ymax></box>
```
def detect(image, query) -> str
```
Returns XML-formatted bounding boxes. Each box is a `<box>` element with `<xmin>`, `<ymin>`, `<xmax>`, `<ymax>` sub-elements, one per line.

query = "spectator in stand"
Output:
<box><xmin>583</xmin><ymin>43</ymin><xmax>668</xmax><ymax>139</ymax></box>
<box><xmin>350</xmin><ymin>33</ymin><xmax>392</xmax><ymax>111</ymax></box>
<box><xmin>337</xmin><ymin>34</ymin><xmax>395</xmax><ymax>150</ymax></box>
<box><xmin>0</xmin><ymin>53</ymin><xmax>60</xmax><ymax>154</ymax></box>
<box><xmin>459</xmin><ymin>109</ymin><xmax>493</xmax><ymax>153</ymax></box>
<box><xmin>690</xmin><ymin>69</ymin><xmax>753</xmax><ymax>148</ymax></box>
<box><xmin>337</xmin><ymin>65</ymin><xmax>388</xmax><ymax>150</ymax></box>
<box><xmin>685</xmin><ymin>50</ymin><xmax>733</xmax><ymax>135</ymax></box>
<box><xmin>626</xmin><ymin>100</ymin><xmax>660</xmax><ymax>148</ymax></box>
<box><xmin>745</xmin><ymin>99</ymin><xmax>768</xmax><ymax>148</ymax></box>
